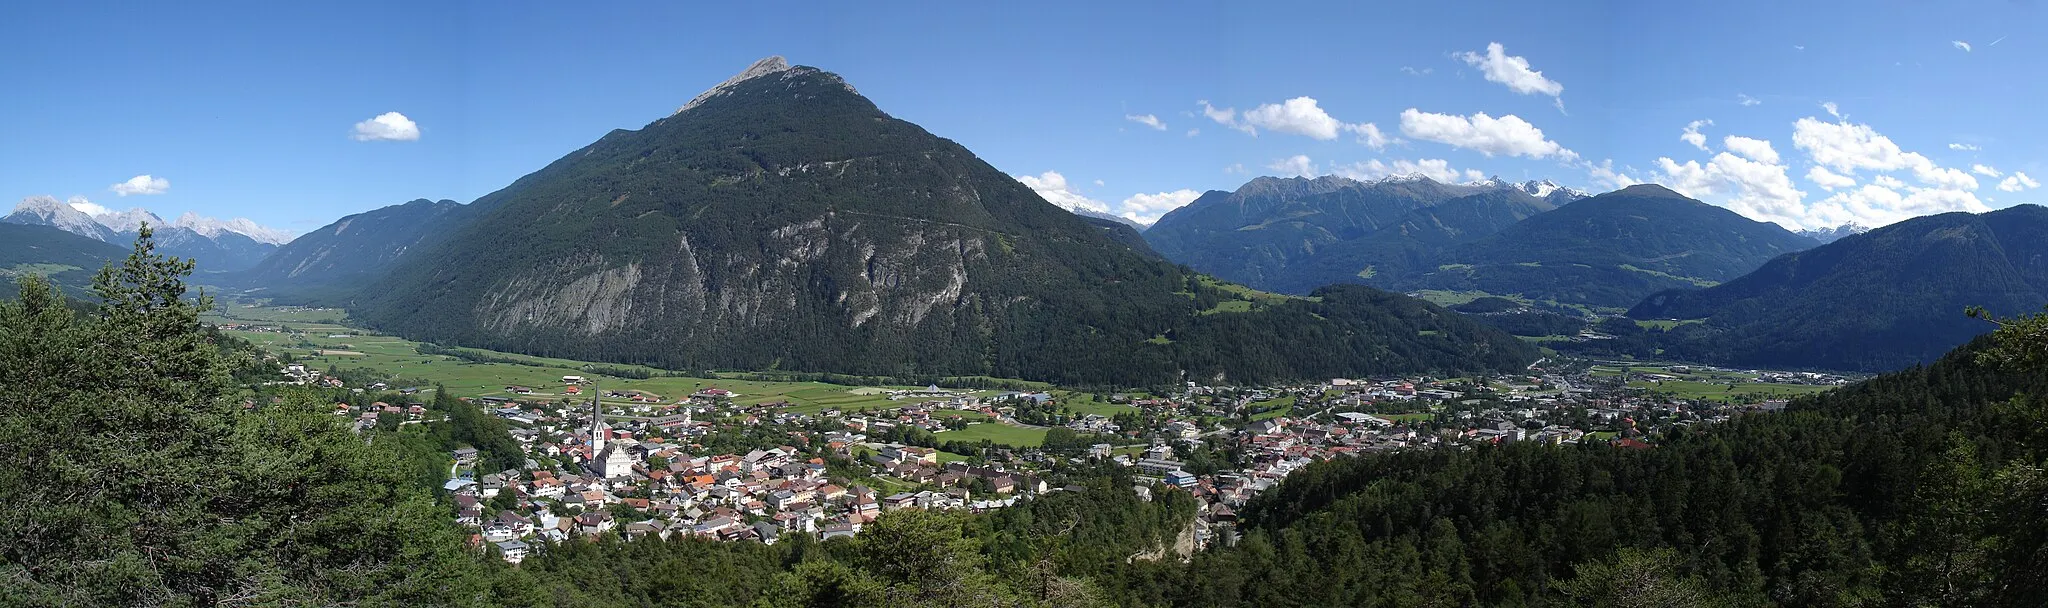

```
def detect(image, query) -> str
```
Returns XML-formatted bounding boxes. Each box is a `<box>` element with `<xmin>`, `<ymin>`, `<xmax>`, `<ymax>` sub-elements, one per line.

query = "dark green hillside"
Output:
<box><xmin>1143</xmin><ymin>176</ymin><xmax>1554</xmax><ymax>294</ymax></box>
<box><xmin>351</xmin><ymin>58</ymin><xmax>1533</xmax><ymax>386</ymax></box>
<box><xmin>1629</xmin><ymin>204</ymin><xmax>2048</xmax><ymax>371</ymax></box>
<box><xmin>0</xmin><ymin>222</ymin><xmax>129</xmax><ymax>297</ymax></box>
<box><xmin>1396</xmin><ymin>184</ymin><xmax>1818</xmax><ymax>309</ymax></box>
<box><xmin>1100</xmin><ymin>331</ymin><xmax>2048</xmax><ymax>607</ymax></box>
<box><xmin>235</xmin><ymin>198</ymin><xmax>466</xmax><ymax>303</ymax></box>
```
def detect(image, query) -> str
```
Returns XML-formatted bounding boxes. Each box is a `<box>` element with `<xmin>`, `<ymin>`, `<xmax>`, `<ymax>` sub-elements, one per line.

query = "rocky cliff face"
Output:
<box><xmin>348</xmin><ymin>57</ymin><xmax>1537</xmax><ymax>385</ymax></box>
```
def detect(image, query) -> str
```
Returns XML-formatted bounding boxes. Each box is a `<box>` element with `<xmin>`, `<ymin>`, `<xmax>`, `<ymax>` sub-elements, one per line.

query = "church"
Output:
<box><xmin>584</xmin><ymin>387</ymin><xmax>638</xmax><ymax>480</ymax></box>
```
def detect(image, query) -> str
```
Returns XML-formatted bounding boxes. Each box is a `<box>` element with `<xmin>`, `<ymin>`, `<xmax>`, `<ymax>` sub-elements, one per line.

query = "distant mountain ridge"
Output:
<box><xmin>1</xmin><ymin>196</ymin><xmax>290</xmax><ymax>273</ymax></box>
<box><xmin>342</xmin><ymin>56</ymin><xmax>1536</xmax><ymax>386</ymax></box>
<box><xmin>234</xmin><ymin>198</ymin><xmax>469</xmax><ymax>301</ymax></box>
<box><xmin>1143</xmin><ymin>174</ymin><xmax>1566</xmax><ymax>294</ymax></box>
<box><xmin>1628</xmin><ymin>204</ymin><xmax>2048</xmax><ymax>371</ymax></box>
<box><xmin>0</xmin><ymin>222</ymin><xmax>130</xmax><ymax>297</ymax></box>
<box><xmin>1796</xmin><ymin>222</ymin><xmax>1870</xmax><ymax>244</ymax></box>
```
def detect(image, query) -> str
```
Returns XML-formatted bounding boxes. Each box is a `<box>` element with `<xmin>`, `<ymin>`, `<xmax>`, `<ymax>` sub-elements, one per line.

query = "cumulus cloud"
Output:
<box><xmin>1738</xmin><ymin>94</ymin><xmax>1761</xmax><ymax>107</ymax></box>
<box><xmin>1998</xmin><ymin>172</ymin><xmax>2040</xmax><ymax>192</ymax></box>
<box><xmin>1200</xmin><ymin>97</ymin><xmax>1391</xmax><ymax>148</ymax></box>
<box><xmin>1587</xmin><ymin>160</ymin><xmax>1641</xmax><ymax>192</ymax></box>
<box><xmin>1792</xmin><ymin>117</ymin><xmax>1970</xmax><ymax>188</ymax></box>
<box><xmin>1804</xmin><ymin>183</ymin><xmax>1991</xmax><ymax>228</ymax></box>
<box><xmin>1346</xmin><ymin>123</ymin><xmax>1394</xmax><ymax>150</ymax></box>
<box><xmin>67</xmin><ymin>196</ymin><xmax>111</xmax><ymax>216</ymax></box>
<box><xmin>350</xmin><ymin>111</ymin><xmax>420</xmax><ymax>141</ymax></box>
<box><xmin>109</xmin><ymin>174</ymin><xmax>170</xmax><ymax>196</ymax></box>
<box><xmin>1654</xmin><ymin>151</ymin><xmax>1807</xmax><ymax>227</ymax></box>
<box><xmin>1399</xmin><ymin>109</ymin><xmax>1575</xmax><ymax>160</ymax></box>
<box><xmin>1119</xmin><ymin>190</ymin><xmax>1203</xmax><ymax>225</ymax></box>
<box><xmin>1972</xmin><ymin>164</ymin><xmax>2002</xmax><ymax>178</ymax></box>
<box><xmin>1722</xmin><ymin>135</ymin><xmax>1780</xmax><ymax>164</ymax></box>
<box><xmin>1949</xmin><ymin>143</ymin><xmax>1981</xmax><ymax>151</ymax></box>
<box><xmin>1820</xmin><ymin>102</ymin><xmax>1841</xmax><ymax>118</ymax></box>
<box><xmin>1953</xmin><ymin>40</ymin><xmax>1972</xmax><ymax>52</ymax></box>
<box><xmin>1330</xmin><ymin>158</ymin><xmax>1479</xmax><ymax>184</ymax></box>
<box><xmin>1454</xmin><ymin>42</ymin><xmax>1565</xmax><ymax>102</ymax></box>
<box><xmin>1267</xmin><ymin>155</ymin><xmax>1319</xmax><ymax>178</ymax></box>
<box><xmin>1014</xmin><ymin>171</ymin><xmax>1109</xmax><ymax>213</ymax></box>
<box><xmin>1680</xmin><ymin>120</ymin><xmax>1712</xmax><ymax>151</ymax></box>
<box><xmin>1806</xmin><ymin>166</ymin><xmax>1857</xmax><ymax>190</ymax></box>
<box><xmin>1240</xmin><ymin>97</ymin><xmax>1347</xmax><ymax>140</ymax></box>
<box><xmin>1223</xmin><ymin>163</ymin><xmax>1246</xmax><ymax>175</ymax></box>
<box><xmin>1125</xmin><ymin>114</ymin><xmax>1167</xmax><ymax>130</ymax></box>
<box><xmin>1872</xmin><ymin>174</ymin><xmax>1907</xmax><ymax>189</ymax></box>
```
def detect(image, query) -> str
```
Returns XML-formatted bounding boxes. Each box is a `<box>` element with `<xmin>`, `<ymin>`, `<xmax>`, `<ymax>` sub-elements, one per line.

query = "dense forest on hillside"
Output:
<box><xmin>6</xmin><ymin>229</ymin><xmax>2044</xmax><ymax>606</ymax></box>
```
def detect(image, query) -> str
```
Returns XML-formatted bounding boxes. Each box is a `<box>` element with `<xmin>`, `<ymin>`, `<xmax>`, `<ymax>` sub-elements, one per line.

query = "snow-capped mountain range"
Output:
<box><xmin>2</xmin><ymin>195</ymin><xmax>295</xmax><ymax>272</ymax></box>
<box><xmin>1796</xmin><ymin>223</ymin><xmax>1871</xmax><ymax>244</ymax></box>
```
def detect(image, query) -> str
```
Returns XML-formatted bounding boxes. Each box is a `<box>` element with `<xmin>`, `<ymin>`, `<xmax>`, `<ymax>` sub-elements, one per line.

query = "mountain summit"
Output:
<box><xmin>349</xmin><ymin>57</ymin><xmax>1533</xmax><ymax>385</ymax></box>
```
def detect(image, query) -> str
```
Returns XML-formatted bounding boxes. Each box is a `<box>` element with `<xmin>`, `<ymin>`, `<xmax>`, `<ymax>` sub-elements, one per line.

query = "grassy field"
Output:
<box><xmin>207</xmin><ymin>305</ymin><xmax>961</xmax><ymax>413</ymax></box>
<box><xmin>1063</xmin><ymin>398</ymin><xmax>1138</xmax><ymax>418</ymax></box>
<box><xmin>1248</xmin><ymin>395</ymin><xmax>1297</xmax><ymax>420</ymax></box>
<box><xmin>1634</xmin><ymin>318</ymin><xmax>1705</xmax><ymax>331</ymax></box>
<box><xmin>933</xmin><ymin>422</ymin><xmax>1048</xmax><ymax>447</ymax></box>
<box><xmin>1628</xmin><ymin>379</ymin><xmax>1833</xmax><ymax>402</ymax></box>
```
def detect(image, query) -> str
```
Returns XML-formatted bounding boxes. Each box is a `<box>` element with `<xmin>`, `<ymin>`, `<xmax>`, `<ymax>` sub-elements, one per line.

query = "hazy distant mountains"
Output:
<box><xmin>1795</xmin><ymin>223</ymin><xmax>1871</xmax><ymax>244</ymax></box>
<box><xmin>1</xmin><ymin>196</ymin><xmax>290</xmax><ymax>273</ymax></box>
<box><xmin>236</xmin><ymin>198</ymin><xmax>468</xmax><ymax>300</ymax></box>
<box><xmin>332</xmin><ymin>56</ymin><xmax>1534</xmax><ymax>385</ymax></box>
<box><xmin>1630</xmin><ymin>204</ymin><xmax>2048</xmax><ymax>371</ymax></box>
<box><xmin>1144</xmin><ymin>178</ymin><xmax>1815</xmax><ymax>309</ymax></box>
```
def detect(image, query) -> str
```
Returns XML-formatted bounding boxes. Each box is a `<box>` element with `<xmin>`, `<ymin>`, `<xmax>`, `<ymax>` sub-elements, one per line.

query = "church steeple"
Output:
<box><xmin>589</xmin><ymin>382</ymin><xmax>605</xmax><ymax>455</ymax></box>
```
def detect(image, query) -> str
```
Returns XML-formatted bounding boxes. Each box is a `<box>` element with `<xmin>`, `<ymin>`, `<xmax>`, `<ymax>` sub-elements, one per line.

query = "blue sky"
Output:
<box><xmin>3</xmin><ymin>1</ymin><xmax>2043</xmax><ymax>236</ymax></box>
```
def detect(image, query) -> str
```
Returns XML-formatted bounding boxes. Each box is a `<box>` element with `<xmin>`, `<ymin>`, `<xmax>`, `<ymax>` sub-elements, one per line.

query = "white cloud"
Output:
<box><xmin>1805</xmin><ymin>183</ymin><xmax>1991</xmax><ymax>228</ymax></box>
<box><xmin>1949</xmin><ymin>143</ymin><xmax>1981</xmax><ymax>151</ymax></box>
<box><xmin>1998</xmin><ymin>172</ymin><xmax>2040</xmax><ymax>192</ymax></box>
<box><xmin>66</xmin><ymin>196</ymin><xmax>111</xmax><ymax>216</ymax></box>
<box><xmin>1196</xmin><ymin>100</ymin><xmax>1252</xmax><ymax>134</ymax></box>
<box><xmin>1186</xmin><ymin>129</ymin><xmax>1200</xmax><ymax>137</ymax></box>
<box><xmin>1654</xmin><ymin>152</ymin><xmax>1807</xmax><ymax>227</ymax></box>
<box><xmin>1806</xmin><ymin>166</ymin><xmax>1857</xmax><ymax>190</ymax></box>
<box><xmin>1587</xmin><ymin>160</ymin><xmax>1640</xmax><ymax>192</ymax></box>
<box><xmin>1119</xmin><ymin>190</ymin><xmax>1203</xmax><ymax>225</ymax></box>
<box><xmin>1125</xmin><ymin>114</ymin><xmax>1167</xmax><ymax>131</ymax></box>
<box><xmin>1399</xmin><ymin>109</ymin><xmax>1575</xmax><ymax>160</ymax></box>
<box><xmin>1680</xmin><ymin>120</ymin><xmax>1711</xmax><ymax>151</ymax></box>
<box><xmin>1201</xmin><ymin>97</ymin><xmax>1390</xmax><ymax>149</ymax></box>
<box><xmin>1014</xmin><ymin>171</ymin><xmax>1109</xmax><ymax>213</ymax></box>
<box><xmin>109</xmin><ymin>174</ymin><xmax>170</xmax><ymax>196</ymax></box>
<box><xmin>1401</xmin><ymin>66</ymin><xmax>1432</xmax><ymax>76</ymax></box>
<box><xmin>1267</xmin><ymin>155</ymin><xmax>1319</xmax><ymax>178</ymax></box>
<box><xmin>1820</xmin><ymin>101</ymin><xmax>1841</xmax><ymax>118</ymax></box>
<box><xmin>1330</xmin><ymin>158</ymin><xmax>1475</xmax><ymax>184</ymax></box>
<box><xmin>1453</xmin><ymin>42</ymin><xmax>1564</xmax><ymax>99</ymax></box>
<box><xmin>1223</xmin><ymin>163</ymin><xmax>1246</xmax><ymax>175</ymax></box>
<box><xmin>1737</xmin><ymin>94</ymin><xmax>1761</xmax><ymax>107</ymax></box>
<box><xmin>1240</xmin><ymin>97</ymin><xmax>1346</xmax><ymax>140</ymax></box>
<box><xmin>1953</xmin><ymin>40</ymin><xmax>1973</xmax><ymax>52</ymax></box>
<box><xmin>1722</xmin><ymin>135</ymin><xmax>1780</xmax><ymax>164</ymax></box>
<box><xmin>350</xmin><ymin>111</ymin><xmax>420</xmax><ymax>141</ymax></box>
<box><xmin>1972</xmin><ymin>164</ymin><xmax>2003</xmax><ymax>178</ymax></box>
<box><xmin>1872</xmin><ymin>174</ymin><xmax>1907</xmax><ymax>189</ymax></box>
<box><xmin>1093</xmin><ymin>179</ymin><xmax>1105</xmax><ymax>186</ymax></box>
<box><xmin>1346</xmin><ymin>123</ymin><xmax>1393</xmax><ymax>150</ymax></box>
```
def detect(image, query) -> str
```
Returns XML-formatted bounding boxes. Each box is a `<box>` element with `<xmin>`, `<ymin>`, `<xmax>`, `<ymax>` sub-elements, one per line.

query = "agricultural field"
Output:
<box><xmin>207</xmin><ymin>303</ymin><xmax>994</xmax><ymax>414</ymax></box>
<box><xmin>933</xmin><ymin>422</ymin><xmax>1048</xmax><ymax>447</ymax></box>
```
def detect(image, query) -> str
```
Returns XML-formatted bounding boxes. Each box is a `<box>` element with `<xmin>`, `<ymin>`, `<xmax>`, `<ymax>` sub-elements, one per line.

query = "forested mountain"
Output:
<box><xmin>349</xmin><ymin>57</ymin><xmax>1534</xmax><ymax>386</ymax></box>
<box><xmin>1395</xmin><ymin>184</ymin><xmax>1820</xmax><ymax>309</ymax></box>
<box><xmin>0</xmin><ymin>222</ymin><xmax>129</xmax><ymax>296</ymax></box>
<box><xmin>235</xmin><ymin>198</ymin><xmax>467</xmax><ymax>302</ymax></box>
<box><xmin>1142</xmin><ymin>175</ymin><xmax>1558</xmax><ymax>294</ymax></box>
<box><xmin>1627</xmin><ymin>204</ymin><xmax>2048</xmax><ymax>371</ymax></box>
<box><xmin>1109</xmin><ymin>332</ymin><xmax>2048</xmax><ymax>606</ymax></box>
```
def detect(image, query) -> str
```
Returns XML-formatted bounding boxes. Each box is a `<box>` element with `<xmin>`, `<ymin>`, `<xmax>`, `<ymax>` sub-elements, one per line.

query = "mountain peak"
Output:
<box><xmin>3</xmin><ymin>195</ymin><xmax>114</xmax><ymax>241</ymax></box>
<box><xmin>98</xmin><ymin>207</ymin><xmax>168</xmax><ymax>233</ymax></box>
<box><xmin>676</xmin><ymin>55</ymin><xmax>798</xmax><ymax>115</ymax></box>
<box><xmin>1610</xmin><ymin>183</ymin><xmax>1687</xmax><ymax>199</ymax></box>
